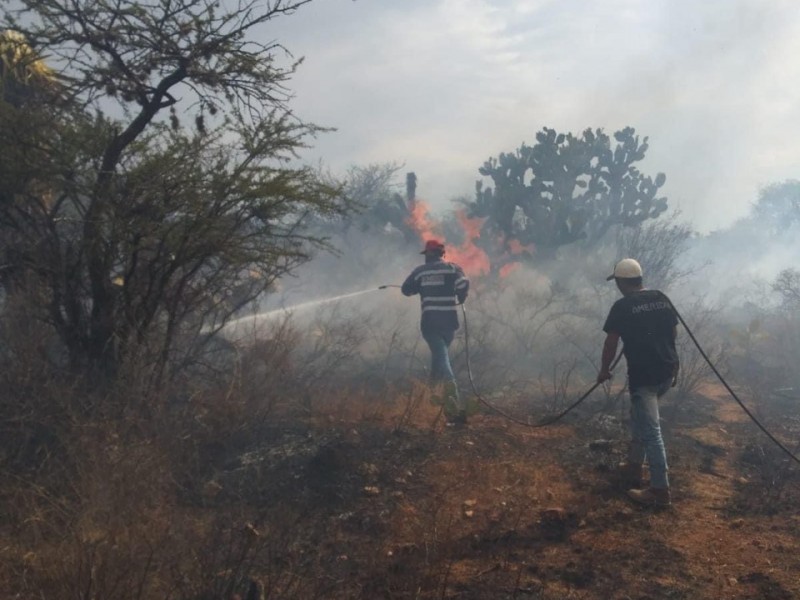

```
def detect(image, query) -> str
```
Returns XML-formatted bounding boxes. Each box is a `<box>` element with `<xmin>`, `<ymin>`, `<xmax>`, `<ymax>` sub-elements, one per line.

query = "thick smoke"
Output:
<box><xmin>226</xmin><ymin>163</ymin><xmax>800</xmax><ymax>429</ymax></box>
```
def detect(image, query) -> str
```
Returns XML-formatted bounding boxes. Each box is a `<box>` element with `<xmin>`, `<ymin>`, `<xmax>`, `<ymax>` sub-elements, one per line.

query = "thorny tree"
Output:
<box><xmin>0</xmin><ymin>0</ymin><xmax>346</xmax><ymax>383</ymax></box>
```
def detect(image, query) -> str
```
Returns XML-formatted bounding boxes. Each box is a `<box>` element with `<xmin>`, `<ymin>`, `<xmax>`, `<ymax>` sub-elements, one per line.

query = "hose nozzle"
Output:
<box><xmin>378</xmin><ymin>284</ymin><xmax>400</xmax><ymax>290</ymax></box>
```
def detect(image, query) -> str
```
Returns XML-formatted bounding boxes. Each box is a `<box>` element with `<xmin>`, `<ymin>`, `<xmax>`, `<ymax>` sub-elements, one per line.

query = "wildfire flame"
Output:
<box><xmin>406</xmin><ymin>201</ymin><xmax>490</xmax><ymax>277</ymax></box>
<box><xmin>507</xmin><ymin>239</ymin><xmax>535</xmax><ymax>256</ymax></box>
<box><xmin>405</xmin><ymin>200</ymin><xmax>535</xmax><ymax>279</ymax></box>
<box><xmin>498</xmin><ymin>263</ymin><xmax>520</xmax><ymax>278</ymax></box>
<box><xmin>407</xmin><ymin>201</ymin><xmax>438</xmax><ymax>244</ymax></box>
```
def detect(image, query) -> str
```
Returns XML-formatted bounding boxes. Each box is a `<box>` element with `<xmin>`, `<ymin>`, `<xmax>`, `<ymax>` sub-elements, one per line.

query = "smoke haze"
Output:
<box><xmin>228</xmin><ymin>0</ymin><xmax>800</xmax><ymax>400</ymax></box>
<box><xmin>267</xmin><ymin>0</ymin><xmax>800</xmax><ymax>233</ymax></box>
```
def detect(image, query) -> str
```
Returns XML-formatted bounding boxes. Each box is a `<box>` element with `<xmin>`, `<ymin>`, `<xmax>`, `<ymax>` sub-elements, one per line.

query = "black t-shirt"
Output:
<box><xmin>603</xmin><ymin>289</ymin><xmax>679</xmax><ymax>389</ymax></box>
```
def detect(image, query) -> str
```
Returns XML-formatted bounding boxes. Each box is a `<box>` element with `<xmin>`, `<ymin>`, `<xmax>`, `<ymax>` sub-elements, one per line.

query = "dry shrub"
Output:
<box><xmin>460</xmin><ymin>274</ymin><xmax>583</xmax><ymax>392</ymax></box>
<box><xmin>0</xmin><ymin>390</ymin><xmax>322</xmax><ymax>600</ymax></box>
<box><xmin>0</xmin><ymin>360</ymin><xmax>184</xmax><ymax>599</ymax></box>
<box><xmin>2</xmin><ymin>419</ymin><xmax>319</xmax><ymax>598</ymax></box>
<box><xmin>730</xmin><ymin>433</ymin><xmax>800</xmax><ymax>516</ymax></box>
<box><xmin>179</xmin><ymin>305</ymin><xmax>385</xmax><ymax>448</ymax></box>
<box><xmin>536</xmin><ymin>356</ymin><xmax>579</xmax><ymax>414</ymax></box>
<box><xmin>673</xmin><ymin>296</ymin><xmax>726</xmax><ymax>398</ymax></box>
<box><xmin>0</xmin><ymin>296</ymin><xmax>327</xmax><ymax>599</ymax></box>
<box><xmin>185</xmin><ymin>318</ymin><xmax>300</xmax><ymax>448</ymax></box>
<box><xmin>292</xmin><ymin>309</ymin><xmax>372</xmax><ymax>410</ymax></box>
<box><xmin>613</xmin><ymin>215</ymin><xmax>693</xmax><ymax>290</ymax></box>
<box><xmin>0</xmin><ymin>287</ymin><xmax>72</xmax><ymax>471</ymax></box>
<box><xmin>2</xmin><ymin>303</ymin><xmax>437</xmax><ymax>595</ymax></box>
<box><xmin>725</xmin><ymin>306</ymin><xmax>800</xmax><ymax>424</ymax></box>
<box><xmin>3</xmin><ymin>422</ymin><xmax>179</xmax><ymax>599</ymax></box>
<box><xmin>310</xmin><ymin>379</ymin><xmax>444</xmax><ymax>431</ymax></box>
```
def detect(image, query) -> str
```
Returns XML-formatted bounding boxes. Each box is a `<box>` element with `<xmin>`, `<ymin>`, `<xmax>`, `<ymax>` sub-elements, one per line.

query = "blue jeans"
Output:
<box><xmin>628</xmin><ymin>379</ymin><xmax>672</xmax><ymax>489</ymax></box>
<box><xmin>422</xmin><ymin>329</ymin><xmax>462</xmax><ymax>411</ymax></box>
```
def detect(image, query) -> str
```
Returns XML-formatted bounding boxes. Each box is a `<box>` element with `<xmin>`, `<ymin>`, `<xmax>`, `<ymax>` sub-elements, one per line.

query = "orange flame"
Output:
<box><xmin>406</xmin><ymin>201</ymin><xmax>537</xmax><ymax>278</ymax></box>
<box><xmin>496</xmin><ymin>239</ymin><xmax>536</xmax><ymax>278</ymax></box>
<box><xmin>507</xmin><ymin>239</ymin><xmax>535</xmax><ymax>256</ymax></box>
<box><xmin>407</xmin><ymin>201</ymin><xmax>438</xmax><ymax>242</ymax></box>
<box><xmin>405</xmin><ymin>201</ymin><xmax>490</xmax><ymax>278</ymax></box>
<box><xmin>447</xmin><ymin>210</ymin><xmax>491</xmax><ymax>277</ymax></box>
<box><xmin>498</xmin><ymin>262</ymin><xmax>520</xmax><ymax>278</ymax></box>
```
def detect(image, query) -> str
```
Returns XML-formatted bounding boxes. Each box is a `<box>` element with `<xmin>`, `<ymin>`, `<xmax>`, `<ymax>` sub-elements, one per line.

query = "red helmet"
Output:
<box><xmin>420</xmin><ymin>239</ymin><xmax>445</xmax><ymax>254</ymax></box>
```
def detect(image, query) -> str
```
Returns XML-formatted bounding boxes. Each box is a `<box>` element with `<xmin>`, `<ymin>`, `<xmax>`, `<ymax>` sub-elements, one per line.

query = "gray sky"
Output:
<box><xmin>270</xmin><ymin>0</ymin><xmax>800</xmax><ymax>233</ymax></box>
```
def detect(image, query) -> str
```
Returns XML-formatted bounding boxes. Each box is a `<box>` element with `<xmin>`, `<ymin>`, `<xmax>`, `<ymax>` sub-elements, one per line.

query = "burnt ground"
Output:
<box><xmin>198</xmin><ymin>382</ymin><xmax>800</xmax><ymax>599</ymax></box>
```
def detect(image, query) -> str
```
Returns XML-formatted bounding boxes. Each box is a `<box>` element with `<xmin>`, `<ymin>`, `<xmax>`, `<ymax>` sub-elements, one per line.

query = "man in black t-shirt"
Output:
<box><xmin>597</xmin><ymin>258</ymin><xmax>679</xmax><ymax>508</ymax></box>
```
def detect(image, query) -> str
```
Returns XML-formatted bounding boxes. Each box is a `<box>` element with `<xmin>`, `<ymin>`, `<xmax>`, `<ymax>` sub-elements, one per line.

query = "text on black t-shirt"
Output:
<box><xmin>602</xmin><ymin>289</ymin><xmax>679</xmax><ymax>388</ymax></box>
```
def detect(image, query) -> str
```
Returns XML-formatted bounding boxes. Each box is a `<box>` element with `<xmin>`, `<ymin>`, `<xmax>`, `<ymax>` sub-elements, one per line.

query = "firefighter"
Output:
<box><xmin>598</xmin><ymin>258</ymin><xmax>679</xmax><ymax>508</ymax></box>
<box><xmin>402</xmin><ymin>240</ymin><xmax>470</xmax><ymax>425</ymax></box>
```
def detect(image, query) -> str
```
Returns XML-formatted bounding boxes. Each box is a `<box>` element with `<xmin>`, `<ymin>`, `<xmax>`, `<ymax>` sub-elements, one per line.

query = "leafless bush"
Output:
<box><xmin>725</xmin><ymin>309</ymin><xmax>800</xmax><ymax>407</ymax></box>
<box><xmin>766</xmin><ymin>270</ymin><xmax>800</xmax><ymax>390</ymax></box>
<box><xmin>291</xmin><ymin>309</ymin><xmax>371</xmax><ymax>411</ymax></box>
<box><xmin>0</xmin><ymin>374</ymin><xmax>332</xmax><ymax>600</ymax></box>
<box><xmin>730</xmin><ymin>432</ymin><xmax>800</xmax><ymax>516</ymax></box>
<box><xmin>536</xmin><ymin>357</ymin><xmax>579</xmax><ymax>414</ymax></box>
<box><xmin>448</xmin><ymin>305</ymin><xmax>510</xmax><ymax>390</ymax></box>
<box><xmin>2</xmin><ymin>422</ymin><xmax>179</xmax><ymax>599</ymax></box>
<box><xmin>476</xmin><ymin>281</ymin><xmax>567</xmax><ymax>356</ymax></box>
<box><xmin>614</xmin><ymin>214</ymin><xmax>694</xmax><ymax>290</ymax></box>
<box><xmin>718</xmin><ymin>302</ymin><xmax>800</xmax><ymax>512</ymax></box>
<box><xmin>461</xmin><ymin>275</ymin><xmax>577</xmax><ymax>390</ymax></box>
<box><xmin>358</xmin><ymin>311</ymin><xmax>423</xmax><ymax>385</ymax></box>
<box><xmin>392</xmin><ymin>380</ymin><xmax>445</xmax><ymax>432</ymax></box>
<box><xmin>772</xmin><ymin>267</ymin><xmax>800</xmax><ymax>306</ymax></box>
<box><xmin>673</xmin><ymin>296</ymin><xmax>726</xmax><ymax>398</ymax></box>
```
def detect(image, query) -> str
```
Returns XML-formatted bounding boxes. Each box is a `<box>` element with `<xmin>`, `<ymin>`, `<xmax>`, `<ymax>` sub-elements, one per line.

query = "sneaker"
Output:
<box><xmin>626</xmin><ymin>487</ymin><xmax>671</xmax><ymax>508</ymax></box>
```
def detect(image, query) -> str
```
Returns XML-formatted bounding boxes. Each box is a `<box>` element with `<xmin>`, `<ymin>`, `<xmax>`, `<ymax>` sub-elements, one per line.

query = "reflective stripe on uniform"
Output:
<box><xmin>414</xmin><ymin>267</ymin><xmax>455</xmax><ymax>280</ymax></box>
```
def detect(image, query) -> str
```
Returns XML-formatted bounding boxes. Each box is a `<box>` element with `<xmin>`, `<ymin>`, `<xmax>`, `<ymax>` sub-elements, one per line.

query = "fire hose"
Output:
<box><xmin>380</xmin><ymin>284</ymin><xmax>621</xmax><ymax>427</ymax></box>
<box><xmin>381</xmin><ymin>283</ymin><xmax>800</xmax><ymax>465</ymax></box>
<box><xmin>460</xmin><ymin>302</ymin><xmax>623</xmax><ymax>428</ymax></box>
<box><xmin>661</xmin><ymin>295</ymin><xmax>800</xmax><ymax>466</ymax></box>
<box><xmin>465</xmin><ymin>299</ymin><xmax>800</xmax><ymax>465</ymax></box>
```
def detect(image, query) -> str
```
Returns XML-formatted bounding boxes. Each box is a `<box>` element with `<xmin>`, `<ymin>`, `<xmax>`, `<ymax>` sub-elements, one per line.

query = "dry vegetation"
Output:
<box><xmin>3</xmin><ymin>2</ymin><xmax>800</xmax><ymax>598</ymax></box>
<box><xmin>2</xmin><ymin>280</ymin><xmax>800</xmax><ymax>600</ymax></box>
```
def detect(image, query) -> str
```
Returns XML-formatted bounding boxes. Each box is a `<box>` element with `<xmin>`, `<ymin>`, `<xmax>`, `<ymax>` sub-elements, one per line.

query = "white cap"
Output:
<box><xmin>606</xmin><ymin>258</ymin><xmax>643</xmax><ymax>281</ymax></box>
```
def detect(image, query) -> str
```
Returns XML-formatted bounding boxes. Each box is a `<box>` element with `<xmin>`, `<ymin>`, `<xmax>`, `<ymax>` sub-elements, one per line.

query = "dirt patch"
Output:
<box><xmin>198</xmin><ymin>383</ymin><xmax>800</xmax><ymax>599</ymax></box>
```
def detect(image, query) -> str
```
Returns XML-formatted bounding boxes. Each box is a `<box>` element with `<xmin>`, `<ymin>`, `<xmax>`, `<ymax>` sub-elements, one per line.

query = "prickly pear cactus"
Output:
<box><xmin>472</xmin><ymin>126</ymin><xmax>668</xmax><ymax>259</ymax></box>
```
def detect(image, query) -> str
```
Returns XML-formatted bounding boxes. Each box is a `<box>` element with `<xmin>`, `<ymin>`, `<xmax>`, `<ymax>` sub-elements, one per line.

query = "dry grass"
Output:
<box><xmin>3</xmin><ymin>284</ymin><xmax>800</xmax><ymax>599</ymax></box>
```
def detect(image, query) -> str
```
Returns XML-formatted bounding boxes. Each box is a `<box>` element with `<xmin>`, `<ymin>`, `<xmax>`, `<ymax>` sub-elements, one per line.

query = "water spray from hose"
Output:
<box><xmin>225</xmin><ymin>287</ymin><xmax>388</xmax><ymax>330</ymax></box>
